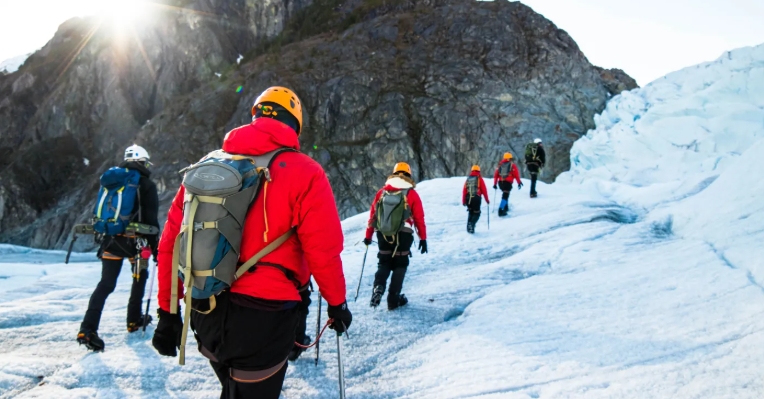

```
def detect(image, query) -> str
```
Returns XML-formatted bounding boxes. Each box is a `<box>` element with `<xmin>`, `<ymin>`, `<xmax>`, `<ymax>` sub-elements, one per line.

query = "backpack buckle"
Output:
<box><xmin>194</xmin><ymin>222</ymin><xmax>205</xmax><ymax>231</ymax></box>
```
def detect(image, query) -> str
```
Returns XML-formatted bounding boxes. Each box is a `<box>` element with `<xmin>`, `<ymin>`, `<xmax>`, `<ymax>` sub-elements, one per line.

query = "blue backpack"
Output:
<box><xmin>93</xmin><ymin>167</ymin><xmax>141</xmax><ymax>235</ymax></box>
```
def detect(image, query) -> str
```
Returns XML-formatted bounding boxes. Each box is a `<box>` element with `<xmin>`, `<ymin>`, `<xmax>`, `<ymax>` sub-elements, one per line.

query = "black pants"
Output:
<box><xmin>528</xmin><ymin>164</ymin><xmax>541</xmax><ymax>195</ymax></box>
<box><xmin>80</xmin><ymin>258</ymin><xmax>148</xmax><ymax>333</ymax></box>
<box><xmin>192</xmin><ymin>292</ymin><xmax>300</xmax><ymax>399</ymax></box>
<box><xmin>466</xmin><ymin>196</ymin><xmax>482</xmax><ymax>226</ymax></box>
<box><xmin>374</xmin><ymin>231</ymin><xmax>414</xmax><ymax>305</ymax></box>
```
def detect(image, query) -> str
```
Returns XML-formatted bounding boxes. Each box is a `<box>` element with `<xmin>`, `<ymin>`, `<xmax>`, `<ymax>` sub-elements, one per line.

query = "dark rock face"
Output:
<box><xmin>0</xmin><ymin>0</ymin><xmax>637</xmax><ymax>249</ymax></box>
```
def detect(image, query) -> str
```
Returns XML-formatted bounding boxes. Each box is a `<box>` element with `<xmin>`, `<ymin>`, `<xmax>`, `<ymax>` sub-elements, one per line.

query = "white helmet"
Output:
<box><xmin>124</xmin><ymin>144</ymin><xmax>150</xmax><ymax>162</ymax></box>
<box><xmin>534</xmin><ymin>138</ymin><xmax>542</xmax><ymax>144</ymax></box>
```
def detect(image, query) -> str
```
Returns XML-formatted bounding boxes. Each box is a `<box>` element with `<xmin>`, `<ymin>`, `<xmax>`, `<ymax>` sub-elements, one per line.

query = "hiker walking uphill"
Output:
<box><xmin>493</xmin><ymin>153</ymin><xmax>522</xmax><ymax>217</ymax></box>
<box><xmin>525</xmin><ymin>138</ymin><xmax>546</xmax><ymax>198</ymax></box>
<box><xmin>363</xmin><ymin>162</ymin><xmax>427</xmax><ymax>310</ymax></box>
<box><xmin>76</xmin><ymin>145</ymin><xmax>160</xmax><ymax>352</ymax></box>
<box><xmin>463</xmin><ymin>165</ymin><xmax>490</xmax><ymax>234</ymax></box>
<box><xmin>151</xmin><ymin>86</ymin><xmax>352</xmax><ymax>399</ymax></box>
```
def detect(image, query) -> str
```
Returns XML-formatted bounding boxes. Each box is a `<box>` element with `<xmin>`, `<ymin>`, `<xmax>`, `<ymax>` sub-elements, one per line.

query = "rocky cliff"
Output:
<box><xmin>0</xmin><ymin>0</ymin><xmax>637</xmax><ymax>249</ymax></box>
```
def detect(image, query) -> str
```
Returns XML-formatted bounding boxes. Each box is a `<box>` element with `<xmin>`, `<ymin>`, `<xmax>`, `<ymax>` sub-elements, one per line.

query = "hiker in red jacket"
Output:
<box><xmin>363</xmin><ymin>162</ymin><xmax>427</xmax><ymax>310</ymax></box>
<box><xmin>463</xmin><ymin>165</ymin><xmax>490</xmax><ymax>234</ymax></box>
<box><xmin>151</xmin><ymin>87</ymin><xmax>352</xmax><ymax>399</ymax></box>
<box><xmin>493</xmin><ymin>152</ymin><xmax>522</xmax><ymax>217</ymax></box>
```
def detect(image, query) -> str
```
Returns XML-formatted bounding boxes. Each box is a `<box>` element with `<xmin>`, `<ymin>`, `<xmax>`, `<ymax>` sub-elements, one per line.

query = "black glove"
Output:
<box><xmin>327</xmin><ymin>301</ymin><xmax>352</xmax><ymax>333</ymax></box>
<box><xmin>493</xmin><ymin>185</ymin><xmax>497</xmax><ymax>190</ymax></box>
<box><xmin>363</xmin><ymin>238</ymin><xmax>372</xmax><ymax>246</ymax></box>
<box><xmin>518</xmin><ymin>183</ymin><xmax>523</xmax><ymax>190</ymax></box>
<box><xmin>419</xmin><ymin>240</ymin><xmax>428</xmax><ymax>254</ymax></box>
<box><xmin>152</xmin><ymin>308</ymin><xmax>183</xmax><ymax>357</ymax></box>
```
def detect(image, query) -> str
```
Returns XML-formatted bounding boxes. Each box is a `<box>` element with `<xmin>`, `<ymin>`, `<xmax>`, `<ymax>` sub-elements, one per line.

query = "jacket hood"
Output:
<box><xmin>222</xmin><ymin>117</ymin><xmax>300</xmax><ymax>156</ymax></box>
<box><xmin>384</xmin><ymin>175</ymin><xmax>415</xmax><ymax>190</ymax></box>
<box><xmin>120</xmin><ymin>160</ymin><xmax>151</xmax><ymax>177</ymax></box>
<box><xmin>469</xmin><ymin>170</ymin><xmax>482</xmax><ymax>177</ymax></box>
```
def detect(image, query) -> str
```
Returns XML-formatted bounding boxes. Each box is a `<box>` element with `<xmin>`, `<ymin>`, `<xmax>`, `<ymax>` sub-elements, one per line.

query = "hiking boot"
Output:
<box><xmin>127</xmin><ymin>314</ymin><xmax>153</xmax><ymax>333</ymax></box>
<box><xmin>77</xmin><ymin>330</ymin><xmax>105</xmax><ymax>352</ymax></box>
<box><xmin>370</xmin><ymin>286</ymin><xmax>384</xmax><ymax>308</ymax></box>
<box><xmin>388</xmin><ymin>294</ymin><xmax>408</xmax><ymax>311</ymax></box>
<box><xmin>288</xmin><ymin>335</ymin><xmax>312</xmax><ymax>361</ymax></box>
<box><xmin>530</xmin><ymin>192</ymin><xmax>537</xmax><ymax>198</ymax></box>
<box><xmin>467</xmin><ymin>223</ymin><xmax>475</xmax><ymax>234</ymax></box>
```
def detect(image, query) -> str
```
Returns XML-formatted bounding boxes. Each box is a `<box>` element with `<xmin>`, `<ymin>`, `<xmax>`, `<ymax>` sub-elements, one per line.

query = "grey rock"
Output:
<box><xmin>0</xmin><ymin>0</ymin><xmax>638</xmax><ymax>248</ymax></box>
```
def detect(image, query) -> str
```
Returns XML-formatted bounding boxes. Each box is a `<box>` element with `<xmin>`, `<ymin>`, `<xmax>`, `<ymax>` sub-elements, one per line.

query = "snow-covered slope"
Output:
<box><xmin>1</xmin><ymin>44</ymin><xmax>763</xmax><ymax>398</ymax></box>
<box><xmin>0</xmin><ymin>54</ymin><xmax>29</xmax><ymax>73</ymax></box>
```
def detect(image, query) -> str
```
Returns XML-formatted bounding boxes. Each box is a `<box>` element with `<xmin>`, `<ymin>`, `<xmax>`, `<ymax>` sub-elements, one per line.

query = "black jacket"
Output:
<box><xmin>527</xmin><ymin>144</ymin><xmax>546</xmax><ymax>173</ymax></box>
<box><xmin>100</xmin><ymin>161</ymin><xmax>160</xmax><ymax>258</ymax></box>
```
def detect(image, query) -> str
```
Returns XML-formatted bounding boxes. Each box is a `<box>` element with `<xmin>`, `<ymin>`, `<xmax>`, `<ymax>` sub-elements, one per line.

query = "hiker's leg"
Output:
<box><xmin>127</xmin><ymin>262</ymin><xmax>148</xmax><ymax>324</ymax></box>
<box><xmin>81</xmin><ymin>257</ymin><xmax>123</xmax><ymax>332</ymax></box>
<box><xmin>388</xmin><ymin>232</ymin><xmax>414</xmax><ymax>301</ymax></box>
<box><xmin>498</xmin><ymin>181</ymin><xmax>512</xmax><ymax>212</ymax></box>
<box><xmin>225</xmin><ymin>361</ymin><xmax>289</xmax><ymax>399</ymax></box>
<box><xmin>469</xmin><ymin>197</ymin><xmax>482</xmax><ymax>223</ymax></box>
<box><xmin>373</xmin><ymin>232</ymin><xmax>395</xmax><ymax>292</ymax></box>
<box><xmin>530</xmin><ymin>172</ymin><xmax>538</xmax><ymax>195</ymax></box>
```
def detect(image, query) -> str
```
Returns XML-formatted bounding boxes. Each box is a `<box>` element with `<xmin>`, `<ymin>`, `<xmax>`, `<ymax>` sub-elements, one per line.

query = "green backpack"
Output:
<box><xmin>373</xmin><ymin>189</ymin><xmax>411</xmax><ymax>239</ymax></box>
<box><xmin>525</xmin><ymin>142</ymin><xmax>539</xmax><ymax>163</ymax></box>
<box><xmin>466</xmin><ymin>175</ymin><xmax>479</xmax><ymax>198</ymax></box>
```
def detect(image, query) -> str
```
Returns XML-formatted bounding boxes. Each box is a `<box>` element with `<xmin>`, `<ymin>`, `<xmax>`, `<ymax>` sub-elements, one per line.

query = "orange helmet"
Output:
<box><xmin>471</xmin><ymin>165</ymin><xmax>480</xmax><ymax>172</ymax></box>
<box><xmin>252</xmin><ymin>86</ymin><xmax>303</xmax><ymax>135</ymax></box>
<box><xmin>503</xmin><ymin>152</ymin><xmax>513</xmax><ymax>160</ymax></box>
<box><xmin>393</xmin><ymin>162</ymin><xmax>412</xmax><ymax>175</ymax></box>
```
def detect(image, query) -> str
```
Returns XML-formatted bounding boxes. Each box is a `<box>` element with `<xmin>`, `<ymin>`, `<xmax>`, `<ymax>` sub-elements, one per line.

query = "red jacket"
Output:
<box><xmin>364</xmin><ymin>176</ymin><xmax>427</xmax><ymax>240</ymax></box>
<box><xmin>463</xmin><ymin>171</ymin><xmax>490</xmax><ymax>204</ymax></box>
<box><xmin>156</xmin><ymin>118</ymin><xmax>347</xmax><ymax>310</ymax></box>
<box><xmin>493</xmin><ymin>160</ymin><xmax>522</xmax><ymax>186</ymax></box>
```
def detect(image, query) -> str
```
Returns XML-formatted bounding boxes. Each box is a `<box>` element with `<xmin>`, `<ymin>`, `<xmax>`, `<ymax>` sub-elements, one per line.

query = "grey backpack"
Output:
<box><xmin>373</xmin><ymin>189</ymin><xmax>411</xmax><ymax>239</ymax></box>
<box><xmin>499</xmin><ymin>162</ymin><xmax>512</xmax><ymax>179</ymax></box>
<box><xmin>170</xmin><ymin>148</ymin><xmax>294</xmax><ymax>365</ymax></box>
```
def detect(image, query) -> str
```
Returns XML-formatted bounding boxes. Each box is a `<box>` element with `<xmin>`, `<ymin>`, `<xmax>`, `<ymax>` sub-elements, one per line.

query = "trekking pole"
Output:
<box><xmin>487</xmin><ymin>203</ymin><xmax>490</xmax><ymax>230</ymax></box>
<box><xmin>142</xmin><ymin>260</ymin><xmax>157</xmax><ymax>338</ymax></box>
<box><xmin>493</xmin><ymin>188</ymin><xmax>497</xmax><ymax>213</ymax></box>
<box><xmin>337</xmin><ymin>330</ymin><xmax>347</xmax><ymax>399</ymax></box>
<box><xmin>315</xmin><ymin>293</ymin><xmax>322</xmax><ymax>366</ymax></box>
<box><xmin>354</xmin><ymin>245</ymin><xmax>369</xmax><ymax>302</ymax></box>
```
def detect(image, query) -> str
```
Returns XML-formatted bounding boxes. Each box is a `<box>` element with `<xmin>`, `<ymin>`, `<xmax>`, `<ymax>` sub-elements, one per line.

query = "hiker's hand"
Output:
<box><xmin>518</xmin><ymin>183</ymin><xmax>523</xmax><ymax>190</ymax></box>
<box><xmin>152</xmin><ymin>308</ymin><xmax>182</xmax><ymax>357</ymax></box>
<box><xmin>328</xmin><ymin>302</ymin><xmax>352</xmax><ymax>333</ymax></box>
<box><xmin>493</xmin><ymin>185</ymin><xmax>497</xmax><ymax>190</ymax></box>
<box><xmin>419</xmin><ymin>240</ymin><xmax>428</xmax><ymax>254</ymax></box>
<box><xmin>363</xmin><ymin>238</ymin><xmax>372</xmax><ymax>246</ymax></box>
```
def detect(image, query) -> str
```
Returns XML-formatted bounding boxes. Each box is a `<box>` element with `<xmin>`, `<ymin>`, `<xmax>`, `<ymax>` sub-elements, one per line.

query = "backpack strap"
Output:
<box><xmin>234</xmin><ymin>228</ymin><xmax>295</xmax><ymax>280</ymax></box>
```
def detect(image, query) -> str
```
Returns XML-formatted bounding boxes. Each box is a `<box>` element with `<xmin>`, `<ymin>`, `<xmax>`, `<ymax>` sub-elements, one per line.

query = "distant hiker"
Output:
<box><xmin>76</xmin><ymin>144</ymin><xmax>160</xmax><ymax>352</ymax></box>
<box><xmin>152</xmin><ymin>87</ymin><xmax>351</xmax><ymax>399</ymax></box>
<box><xmin>525</xmin><ymin>138</ymin><xmax>546</xmax><ymax>198</ymax></box>
<box><xmin>363</xmin><ymin>162</ymin><xmax>427</xmax><ymax>310</ymax></box>
<box><xmin>463</xmin><ymin>165</ymin><xmax>490</xmax><ymax>234</ymax></box>
<box><xmin>493</xmin><ymin>152</ymin><xmax>522</xmax><ymax>217</ymax></box>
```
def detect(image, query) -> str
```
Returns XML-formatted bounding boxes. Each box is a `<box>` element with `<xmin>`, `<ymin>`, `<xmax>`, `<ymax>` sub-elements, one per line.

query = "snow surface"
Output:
<box><xmin>1</xmin><ymin>44</ymin><xmax>763</xmax><ymax>398</ymax></box>
<box><xmin>0</xmin><ymin>54</ymin><xmax>29</xmax><ymax>74</ymax></box>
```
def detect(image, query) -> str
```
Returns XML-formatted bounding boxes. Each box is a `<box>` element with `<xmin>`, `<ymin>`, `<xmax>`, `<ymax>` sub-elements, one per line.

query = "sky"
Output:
<box><xmin>1</xmin><ymin>0</ymin><xmax>764</xmax><ymax>85</ymax></box>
